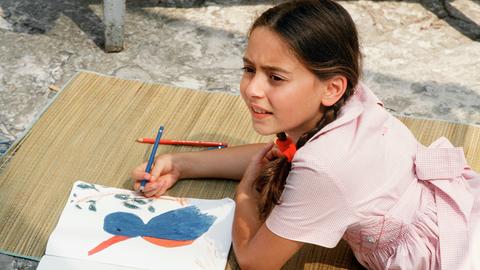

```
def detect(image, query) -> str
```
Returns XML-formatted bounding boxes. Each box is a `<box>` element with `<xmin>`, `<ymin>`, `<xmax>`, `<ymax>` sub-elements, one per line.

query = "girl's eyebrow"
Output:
<box><xmin>242</xmin><ymin>57</ymin><xmax>292</xmax><ymax>74</ymax></box>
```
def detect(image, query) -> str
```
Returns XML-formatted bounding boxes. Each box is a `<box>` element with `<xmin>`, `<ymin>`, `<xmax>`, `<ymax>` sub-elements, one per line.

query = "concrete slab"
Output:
<box><xmin>1</xmin><ymin>0</ymin><xmax>479</xmax><ymax>156</ymax></box>
<box><xmin>0</xmin><ymin>254</ymin><xmax>37</xmax><ymax>270</ymax></box>
<box><xmin>0</xmin><ymin>0</ymin><xmax>479</xmax><ymax>267</ymax></box>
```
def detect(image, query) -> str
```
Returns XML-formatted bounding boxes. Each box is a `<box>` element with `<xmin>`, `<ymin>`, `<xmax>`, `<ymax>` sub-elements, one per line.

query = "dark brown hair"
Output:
<box><xmin>251</xmin><ymin>0</ymin><xmax>362</xmax><ymax>220</ymax></box>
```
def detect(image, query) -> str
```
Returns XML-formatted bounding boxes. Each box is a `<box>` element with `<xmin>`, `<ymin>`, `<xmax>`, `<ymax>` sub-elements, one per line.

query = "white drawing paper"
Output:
<box><xmin>38</xmin><ymin>180</ymin><xmax>235</xmax><ymax>270</ymax></box>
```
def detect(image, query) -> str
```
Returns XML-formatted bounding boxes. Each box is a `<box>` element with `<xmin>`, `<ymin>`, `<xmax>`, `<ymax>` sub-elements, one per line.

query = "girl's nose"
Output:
<box><xmin>244</xmin><ymin>74</ymin><xmax>266</xmax><ymax>98</ymax></box>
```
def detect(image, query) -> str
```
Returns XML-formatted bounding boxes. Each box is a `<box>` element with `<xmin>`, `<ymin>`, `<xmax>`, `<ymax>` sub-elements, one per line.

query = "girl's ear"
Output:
<box><xmin>321</xmin><ymin>76</ymin><xmax>347</xmax><ymax>107</ymax></box>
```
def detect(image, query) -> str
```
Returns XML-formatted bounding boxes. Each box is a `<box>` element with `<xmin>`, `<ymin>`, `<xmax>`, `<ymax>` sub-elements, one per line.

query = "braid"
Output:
<box><xmin>254</xmin><ymin>155</ymin><xmax>291</xmax><ymax>221</ymax></box>
<box><xmin>296</xmin><ymin>95</ymin><xmax>348</xmax><ymax>148</ymax></box>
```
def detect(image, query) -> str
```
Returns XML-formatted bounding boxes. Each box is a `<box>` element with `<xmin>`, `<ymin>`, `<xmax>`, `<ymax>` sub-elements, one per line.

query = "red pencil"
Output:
<box><xmin>137</xmin><ymin>138</ymin><xmax>228</xmax><ymax>147</ymax></box>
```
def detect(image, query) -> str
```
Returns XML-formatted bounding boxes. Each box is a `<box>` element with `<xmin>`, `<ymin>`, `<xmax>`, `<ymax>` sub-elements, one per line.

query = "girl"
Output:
<box><xmin>132</xmin><ymin>1</ymin><xmax>480</xmax><ymax>269</ymax></box>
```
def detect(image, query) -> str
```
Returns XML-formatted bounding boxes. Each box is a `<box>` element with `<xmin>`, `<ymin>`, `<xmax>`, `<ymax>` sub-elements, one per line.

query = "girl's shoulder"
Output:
<box><xmin>291</xmin><ymin>83</ymin><xmax>419</xmax><ymax>210</ymax></box>
<box><xmin>298</xmin><ymin>83</ymin><xmax>418</xmax><ymax>167</ymax></box>
<box><xmin>305</xmin><ymin>82</ymin><xmax>393</xmax><ymax>143</ymax></box>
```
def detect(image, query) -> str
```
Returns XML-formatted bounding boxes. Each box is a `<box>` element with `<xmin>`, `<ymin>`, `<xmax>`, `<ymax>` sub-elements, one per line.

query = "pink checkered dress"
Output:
<box><xmin>266</xmin><ymin>83</ymin><xmax>480</xmax><ymax>269</ymax></box>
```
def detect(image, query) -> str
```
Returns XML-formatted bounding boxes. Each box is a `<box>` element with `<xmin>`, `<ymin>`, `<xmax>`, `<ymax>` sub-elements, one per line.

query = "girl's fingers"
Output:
<box><xmin>144</xmin><ymin>173</ymin><xmax>177</xmax><ymax>197</ymax></box>
<box><xmin>142</xmin><ymin>182</ymin><xmax>158</xmax><ymax>193</ymax></box>
<box><xmin>133</xmin><ymin>181</ymin><xmax>140</xmax><ymax>191</ymax></box>
<box><xmin>131</xmin><ymin>163</ymin><xmax>148</xmax><ymax>180</ymax></box>
<box><xmin>265</xmin><ymin>149</ymin><xmax>281</xmax><ymax>160</ymax></box>
<box><xmin>144</xmin><ymin>181</ymin><xmax>163</xmax><ymax>197</ymax></box>
<box><xmin>243</xmin><ymin>142</ymin><xmax>275</xmax><ymax>180</ymax></box>
<box><xmin>253</xmin><ymin>142</ymin><xmax>275</xmax><ymax>165</ymax></box>
<box><xmin>133</xmin><ymin>178</ymin><xmax>146</xmax><ymax>191</ymax></box>
<box><xmin>153</xmin><ymin>184</ymin><xmax>167</xmax><ymax>198</ymax></box>
<box><xmin>133</xmin><ymin>174</ymin><xmax>154</xmax><ymax>192</ymax></box>
<box><xmin>272</xmin><ymin>148</ymin><xmax>284</xmax><ymax>159</ymax></box>
<box><xmin>265</xmin><ymin>145</ymin><xmax>285</xmax><ymax>161</ymax></box>
<box><xmin>265</xmin><ymin>150</ymin><xmax>274</xmax><ymax>160</ymax></box>
<box><xmin>153</xmin><ymin>175</ymin><xmax>175</xmax><ymax>197</ymax></box>
<box><xmin>160</xmin><ymin>179</ymin><xmax>173</xmax><ymax>195</ymax></box>
<box><xmin>255</xmin><ymin>142</ymin><xmax>274</xmax><ymax>161</ymax></box>
<box><xmin>153</xmin><ymin>180</ymin><xmax>171</xmax><ymax>198</ymax></box>
<box><xmin>149</xmin><ymin>160</ymin><xmax>167</xmax><ymax>182</ymax></box>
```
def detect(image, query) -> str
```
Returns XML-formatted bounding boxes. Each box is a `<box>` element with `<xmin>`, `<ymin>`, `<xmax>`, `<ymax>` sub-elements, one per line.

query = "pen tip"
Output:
<box><xmin>136</xmin><ymin>138</ymin><xmax>143</xmax><ymax>142</ymax></box>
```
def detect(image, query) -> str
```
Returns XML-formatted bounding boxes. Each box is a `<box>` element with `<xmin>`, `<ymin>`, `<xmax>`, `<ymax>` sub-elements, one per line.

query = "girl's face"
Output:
<box><xmin>240</xmin><ymin>27</ymin><xmax>327</xmax><ymax>142</ymax></box>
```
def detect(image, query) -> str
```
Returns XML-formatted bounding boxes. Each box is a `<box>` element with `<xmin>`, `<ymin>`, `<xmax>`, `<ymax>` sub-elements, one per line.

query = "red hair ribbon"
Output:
<box><xmin>275</xmin><ymin>136</ymin><xmax>297</xmax><ymax>162</ymax></box>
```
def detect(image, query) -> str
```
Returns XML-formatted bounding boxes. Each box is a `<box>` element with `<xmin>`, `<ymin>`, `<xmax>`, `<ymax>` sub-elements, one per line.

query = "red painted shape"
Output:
<box><xmin>88</xmin><ymin>235</ymin><xmax>130</xmax><ymax>256</ymax></box>
<box><xmin>142</xmin><ymin>236</ymin><xmax>194</xmax><ymax>247</ymax></box>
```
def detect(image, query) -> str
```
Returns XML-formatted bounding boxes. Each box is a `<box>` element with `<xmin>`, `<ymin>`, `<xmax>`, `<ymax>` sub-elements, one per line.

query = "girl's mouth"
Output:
<box><xmin>252</xmin><ymin>107</ymin><xmax>273</xmax><ymax>114</ymax></box>
<box><xmin>251</xmin><ymin>107</ymin><xmax>273</xmax><ymax>119</ymax></box>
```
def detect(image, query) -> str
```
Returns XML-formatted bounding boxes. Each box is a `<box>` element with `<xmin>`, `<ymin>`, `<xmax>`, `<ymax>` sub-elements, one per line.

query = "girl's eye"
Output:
<box><xmin>270</xmin><ymin>74</ymin><xmax>284</xmax><ymax>81</ymax></box>
<box><xmin>241</xmin><ymin>66</ymin><xmax>255</xmax><ymax>73</ymax></box>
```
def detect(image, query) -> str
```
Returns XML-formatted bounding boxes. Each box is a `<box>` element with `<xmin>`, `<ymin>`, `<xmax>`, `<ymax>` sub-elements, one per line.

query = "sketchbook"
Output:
<box><xmin>37</xmin><ymin>180</ymin><xmax>236</xmax><ymax>270</ymax></box>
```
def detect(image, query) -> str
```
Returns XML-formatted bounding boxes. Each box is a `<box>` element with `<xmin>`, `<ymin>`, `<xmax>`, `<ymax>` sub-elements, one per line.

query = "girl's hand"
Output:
<box><xmin>265</xmin><ymin>141</ymin><xmax>284</xmax><ymax>161</ymax></box>
<box><xmin>238</xmin><ymin>142</ymin><xmax>276</xmax><ymax>190</ymax></box>
<box><xmin>132</xmin><ymin>154</ymin><xmax>181</xmax><ymax>198</ymax></box>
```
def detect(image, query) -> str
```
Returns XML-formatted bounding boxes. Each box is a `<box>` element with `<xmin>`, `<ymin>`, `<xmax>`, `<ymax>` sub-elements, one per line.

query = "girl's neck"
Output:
<box><xmin>285</xmin><ymin>111</ymin><xmax>325</xmax><ymax>145</ymax></box>
<box><xmin>286</xmin><ymin>133</ymin><xmax>300</xmax><ymax>144</ymax></box>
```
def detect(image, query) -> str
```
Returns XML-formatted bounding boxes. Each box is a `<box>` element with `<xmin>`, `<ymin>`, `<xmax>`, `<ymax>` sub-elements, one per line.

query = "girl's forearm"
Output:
<box><xmin>232</xmin><ymin>191</ymin><xmax>262</xmax><ymax>249</ymax></box>
<box><xmin>174</xmin><ymin>143</ymin><xmax>268</xmax><ymax>180</ymax></box>
<box><xmin>232</xmin><ymin>180</ymin><xmax>262</xmax><ymax>266</ymax></box>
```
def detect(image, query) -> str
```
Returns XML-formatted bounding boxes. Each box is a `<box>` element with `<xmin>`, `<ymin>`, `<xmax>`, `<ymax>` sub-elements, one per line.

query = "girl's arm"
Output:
<box><xmin>132</xmin><ymin>143</ymin><xmax>268</xmax><ymax>197</ymax></box>
<box><xmin>233</xmin><ymin>143</ymin><xmax>304</xmax><ymax>269</ymax></box>
<box><xmin>176</xmin><ymin>143</ymin><xmax>268</xmax><ymax>180</ymax></box>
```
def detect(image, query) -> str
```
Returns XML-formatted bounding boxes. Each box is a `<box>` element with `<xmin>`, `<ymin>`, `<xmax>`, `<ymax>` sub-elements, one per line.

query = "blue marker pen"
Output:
<box><xmin>139</xmin><ymin>126</ymin><xmax>164</xmax><ymax>192</ymax></box>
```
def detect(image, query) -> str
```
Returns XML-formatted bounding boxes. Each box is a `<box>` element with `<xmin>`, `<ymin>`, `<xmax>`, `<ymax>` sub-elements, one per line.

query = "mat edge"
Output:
<box><xmin>76</xmin><ymin>69</ymin><xmax>241</xmax><ymax>97</ymax></box>
<box><xmin>0</xmin><ymin>249</ymin><xmax>41</xmax><ymax>262</ymax></box>
<box><xmin>394</xmin><ymin>113</ymin><xmax>480</xmax><ymax>128</ymax></box>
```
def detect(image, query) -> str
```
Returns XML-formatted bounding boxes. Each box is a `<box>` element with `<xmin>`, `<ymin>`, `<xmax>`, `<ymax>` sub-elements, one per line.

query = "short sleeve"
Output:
<box><xmin>265</xmin><ymin>153</ymin><xmax>358</xmax><ymax>248</ymax></box>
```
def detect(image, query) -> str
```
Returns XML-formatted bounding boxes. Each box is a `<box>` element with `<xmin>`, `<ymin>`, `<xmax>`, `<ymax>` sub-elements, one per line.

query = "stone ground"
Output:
<box><xmin>0</xmin><ymin>0</ymin><xmax>479</xmax><ymax>268</ymax></box>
